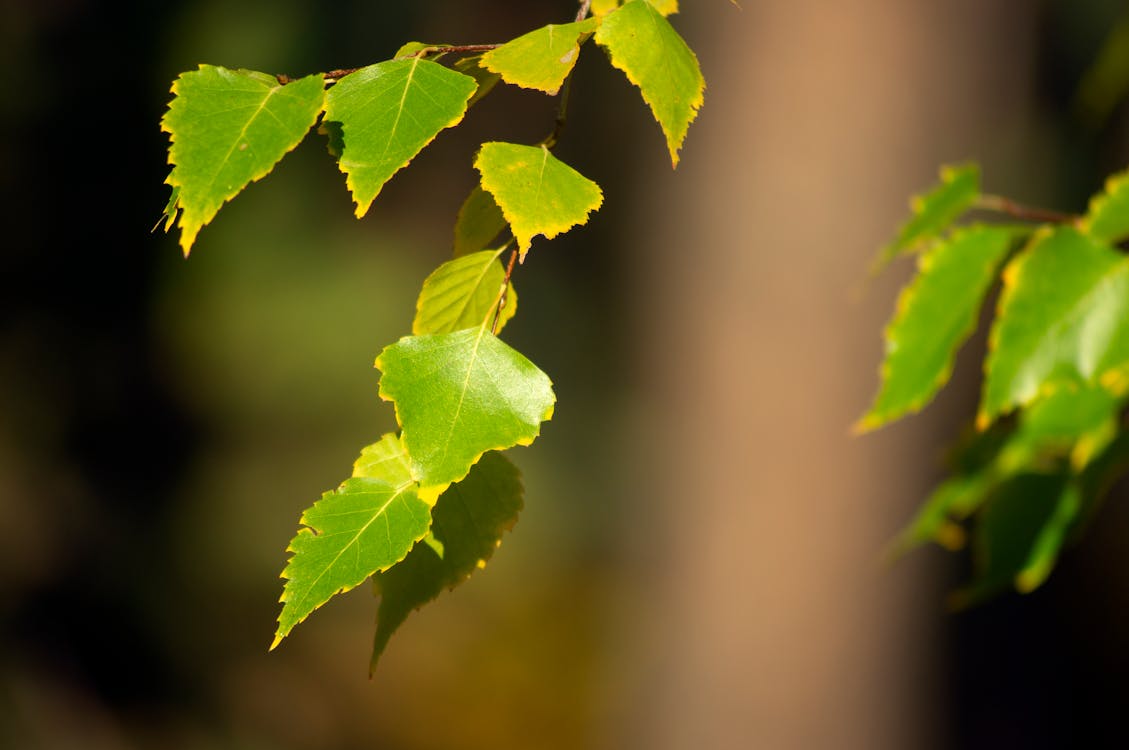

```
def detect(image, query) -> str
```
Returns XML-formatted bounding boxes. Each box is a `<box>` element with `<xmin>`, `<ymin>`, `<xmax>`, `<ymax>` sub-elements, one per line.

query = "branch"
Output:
<box><xmin>275</xmin><ymin>44</ymin><xmax>503</xmax><ymax>85</ymax></box>
<box><xmin>976</xmin><ymin>194</ymin><xmax>1080</xmax><ymax>225</ymax></box>
<box><xmin>492</xmin><ymin>245</ymin><xmax>520</xmax><ymax>335</ymax></box>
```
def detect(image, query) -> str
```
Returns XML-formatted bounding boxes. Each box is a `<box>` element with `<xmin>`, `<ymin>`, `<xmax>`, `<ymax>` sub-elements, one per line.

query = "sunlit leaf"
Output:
<box><xmin>370</xmin><ymin>452</ymin><xmax>523</xmax><ymax>672</ymax></box>
<box><xmin>273</xmin><ymin>448</ymin><xmax>430</xmax><ymax>647</ymax></box>
<box><xmin>980</xmin><ymin>226</ymin><xmax>1129</xmax><ymax>426</ymax></box>
<box><xmin>858</xmin><ymin>225</ymin><xmax>1015</xmax><ymax>431</ymax></box>
<box><xmin>325</xmin><ymin>58</ymin><xmax>477</xmax><ymax>217</ymax></box>
<box><xmin>874</xmin><ymin>163</ymin><xmax>981</xmax><ymax>269</ymax></box>
<box><xmin>475</xmin><ymin>142</ymin><xmax>603</xmax><ymax>257</ymax></box>
<box><xmin>376</xmin><ymin>328</ymin><xmax>555</xmax><ymax>495</ymax></box>
<box><xmin>413</xmin><ymin>249</ymin><xmax>517</xmax><ymax>335</ymax></box>
<box><xmin>595</xmin><ymin>0</ymin><xmax>704</xmax><ymax>166</ymax></box>
<box><xmin>1081</xmin><ymin>167</ymin><xmax>1129</xmax><ymax>245</ymax></box>
<box><xmin>161</xmin><ymin>66</ymin><xmax>325</xmax><ymax>255</ymax></box>
<box><xmin>481</xmin><ymin>18</ymin><xmax>600</xmax><ymax>95</ymax></box>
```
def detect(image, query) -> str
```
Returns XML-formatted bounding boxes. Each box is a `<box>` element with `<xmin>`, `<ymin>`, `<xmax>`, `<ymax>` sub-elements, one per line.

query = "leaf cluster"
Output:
<box><xmin>862</xmin><ymin>164</ymin><xmax>1129</xmax><ymax>603</ymax></box>
<box><xmin>159</xmin><ymin>0</ymin><xmax>704</xmax><ymax>670</ymax></box>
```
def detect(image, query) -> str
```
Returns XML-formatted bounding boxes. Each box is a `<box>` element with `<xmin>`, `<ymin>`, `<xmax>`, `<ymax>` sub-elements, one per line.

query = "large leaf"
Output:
<box><xmin>370</xmin><ymin>451</ymin><xmax>523</xmax><ymax>672</ymax></box>
<box><xmin>593</xmin><ymin>0</ymin><xmax>679</xmax><ymax>14</ymax></box>
<box><xmin>376</xmin><ymin>328</ymin><xmax>555</xmax><ymax>495</ymax></box>
<box><xmin>595</xmin><ymin>0</ymin><xmax>704</xmax><ymax>166</ymax></box>
<box><xmin>161</xmin><ymin>66</ymin><xmax>325</xmax><ymax>255</ymax></box>
<box><xmin>980</xmin><ymin>226</ymin><xmax>1129</xmax><ymax>426</ymax></box>
<box><xmin>480</xmin><ymin>18</ymin><xmax>600</xmax><ymax>95</ymax></box>
<box><xmin>273</xmin><ymin>452</ymin><xmax>431</xmax><ymax>647</ymax></box>
<box><xmin>325</xmin><ymin>58</ymin><xmax>477</xmax><ymax>217</ymax></box>
<box><xmin>858</xmin><ymin>225</ymin><xmax>1015</xmax><ymax>431</ymax></box>
<box><xmin>875</xmin><ymin>163</ymin><xmax>981</xmax><ymax>268</ymax></box>
<box><xmin>475</xmin><ymin>142</ymin><xmax>603</xmax><ymax>257</ymax></box>
<box><xmin>453</xmin><ymin>185</ymin><xmax>508</xmax><ymax>256</ymax></box>
<box><xmin>1081</xmin><ymin>168</ymin><xmax>1129</xmax><ymax>245</ymax></box>
<box><xmin>413</xmin><ymin>249</ymin><xmax>517</xmax><ymax>336</ymax></box>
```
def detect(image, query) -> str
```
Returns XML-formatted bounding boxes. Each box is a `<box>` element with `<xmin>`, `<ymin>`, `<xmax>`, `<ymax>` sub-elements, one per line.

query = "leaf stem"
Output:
<box><xmin>976</xmin><ymin>194</ymin><xmax>1079</xmax><ymax>225</ymax></box>
<box><xmin>491</xmin><ymin>245</ymin><xmax>520</xmax><ymax>335</ymax></box>
<box><xmin>576</xmin><ymin>0</ymin><xmax>593</xmax><ymax>22</ymax></box>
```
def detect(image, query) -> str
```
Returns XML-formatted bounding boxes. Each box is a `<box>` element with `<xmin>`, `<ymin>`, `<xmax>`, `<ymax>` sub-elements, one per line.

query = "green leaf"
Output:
<box><xmin>950</xmin><ymin>473</ymin><xmax>1067</xmax><ymax>608</ymax></box>
<box><xmin>858</xmin><ymin>225</ymin><xmax>1015</xmax><ymax>431</ymax></box>
<box><xmin>352</xmin><ymin>432</ymin><xmax>413</xmax><ymax>486</ymax></box>
<box><xmin>273</xmin><ymin>465</ymin><xmax>431</xmax><ymax>648</ymax></box>
<box><xmin>413</xmin><ymin>249</ymin><xmax>517</xmax><ymax>336</ymax></box>
<box><xmin>376</xmin><ymin>328</ymin><xmax>555</xmax><ymax>496</ymax></box>
<box><xmin>325</xmin><ymin>58</ymin><xmax>477</xmax><ymax>217</ymax></box>
<box><xmin>161</xmin><ymin>66</ymin><xmax>326</xmax><ymax>255</ymax></box>
<box><xmin>1015</xmin><ymin>481</ymin><xmax>1082</xmax><ymax>593</ymax></box>
<box><xmin>595</xmin><ymin>0</ymin><xmax>704</xmax><ymax>166</ymax></box>
<box><xmin>875</xmin><ymin>163</ymin><xmax>981</xmax><ymax>268</ymax></box>
<box><xmin>454</xmin><ymin>56</ymin><xmax>503</xmax><ymax>107</ymax></box>
<box><xmin>453</xmin><ymin>185</ymin><xmax>508</xmax><ymax>256</ymax></box>
<box><xmin>480</xmin><ymin>18</ymin><xmax>600</xmax><ymax>95</ymax></box>
<box><xmin>980</xmin><ymin>226</ymin><xmax>1129</xmax><ymax>426</ymax></box>
<box><xmin>1081</xmin><ymin>168</ymin><xmax>1129</xmax><ymax>245</ymax></box>
<box><xmin>370</xmin><ymin>451</ymin><xmax>523</xmax><ymax>672</ymax></box>
<box><xmin>475</xmin><ymin>142</ymin><xmax>603</xmax><ymax>257</ymax></box>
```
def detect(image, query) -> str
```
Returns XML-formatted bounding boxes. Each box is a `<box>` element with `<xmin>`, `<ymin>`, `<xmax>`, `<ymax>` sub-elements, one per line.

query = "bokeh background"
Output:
<box><xmin>3</xmin><ymin>0</ymin><xmax>1129</xmax><ymax>747</ymax></box>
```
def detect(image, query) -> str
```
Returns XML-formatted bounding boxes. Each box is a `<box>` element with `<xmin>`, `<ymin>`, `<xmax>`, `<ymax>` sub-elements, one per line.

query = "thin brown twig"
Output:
<box><xmin>576</xmin><ymin>0</ymin><xmax>593</xmax><ymax>22</ymax></box>
<box><xmin>275</xmin><ymin>44</ymin><xmax>503</xmax><ymax>85</ymax></box>
<box><xmin>491</xmin><ymin>247</ymin><xmax>521</xmax><ymax>335</ymax></box>
<box><xmin>976</xmin><ymin>194</ymin><xmax>1080</xmax><ymax>225</ymax></box>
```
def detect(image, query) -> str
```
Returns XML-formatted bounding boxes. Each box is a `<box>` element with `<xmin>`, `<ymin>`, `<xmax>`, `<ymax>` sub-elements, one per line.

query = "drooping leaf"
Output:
<box><xmin>475</xmin><ymin>142</ymin><xmax>603</xmax><ymax>257</ymax></box>
<box><xmin>273</xmin><ymin>467</ymin><xmax>431</xmax><ymax>648</ymax></box>
<box><xmin>1073</xmin><ymin>17</ymin><xmax>1129</xmax><ymax>129</ymax></box>
<box><xmin>454</xmin><ymin>185</ymin><xmax>508</xmax><ymax>256</ymax></box>
<box><xmin>1015</xmin><ymin>481</ymin><xmax>1082</xmax><ymax>593</ymax></box>
<box><xmin>480</xmin><ymin>18</ymin><xmax>600</xmax><ymax>95</ymax></box>
<box><xmin>370</xmin><ymin>451</ymin><xmax>523</xmax><ymax>672</ymax></box>
<box><xmin>980</xmin><ymin>226</ymin><xmax>1129</xmax><ymax>426</ymax></box>
<box><xmin>376</xmin><ymin>328</ymin><xmax>555</xmax><ymax>496</ymax></box>
<box><xmin>595</xmin><ymin>0</ymin><xmax>704</xmax><ymax>166</ymax></box>
<box><xmin>874</xmin><ymin>163</ymin><xmax>981</xmax><ymax>268</ymax></box>
<box><xmin>950</xmin><ymin>473</ymin><xmax>1067</xmax><ymax>608</ymax></box>
<box><xmin>325</xmin><ymin>58</ymin><xmax>477</xmax><ymax>217</ymax></box>
<box><xmin>1081</xmin><ymin>168</ymin><xmax>1129</xmax><ymax>245</ymax></box>
<box><xmin>1011</xmin><ymin>384</ymin><xmax>1120</xmax><ymax>471</ymax></box>
<box><xmin>413</xmin><ymin>249</ymin><xmax>517</xmax><ymax>336</ymax></box>
<box><xmin>858</xmin><ymin>225</ymin><xmax>1016</xmax><ymax>431</ymax></box>
<box><xmin>161</xmin><ymin>66</ymin><xmax>326</xmax><ymax>255</ymax></box>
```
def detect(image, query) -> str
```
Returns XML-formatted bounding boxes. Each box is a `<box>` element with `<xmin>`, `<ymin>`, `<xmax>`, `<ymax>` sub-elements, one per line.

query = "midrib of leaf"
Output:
<box><xmin>438</xmin><ymin>325</ymin><xmax>491</xmax><ymax>473</ymax></box>
<box><xmin>379</xmin><ymin>58</ymin><xmax>420</xmax><ymax>167</ymax></box>
<box><xmin>290</xmin><ymin>483</ymin><xmax>415</xmax><ymax>613</ymax></box>
<box><xmin>201</xmin><ymin>84</ymin><xmax>285</xmax><ymax>199</ymax></box>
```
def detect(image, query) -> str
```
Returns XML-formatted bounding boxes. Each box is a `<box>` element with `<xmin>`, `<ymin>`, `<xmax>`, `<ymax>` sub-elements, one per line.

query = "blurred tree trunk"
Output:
<box><xmin>611</xmin><ymin>1</ymin><xmax>1038</xmax><ymax>747</ymax></box>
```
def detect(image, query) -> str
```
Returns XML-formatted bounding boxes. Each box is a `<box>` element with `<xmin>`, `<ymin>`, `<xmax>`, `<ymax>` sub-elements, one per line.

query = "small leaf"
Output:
<box><xmin>980</xmin><ymin>226</ymin><xmax>1129</xmax><ymax>426</ymax></box>
<box><xmin>352</xmin><ymin>432</ymin><xmax>413</xmax><ymax>486</ymax></box>
<box><xmin>595</xmin><ymin>0</ymin><xmax>704</xmax><ymax>166</ymax></box>
<box><xmin>1081</xmin><ymin>167</ymin><xmax>1129</xmax><ymax>245</ymax></box>
<box><xmin>480</xmin><ymin>18</ymin><xmax>600</xmax><ymax>95</ymax></box>
<box><xmin>413</xmin><ymin>249</ymin><xmax>517</xmax><ymax>335</ymax></box>
<box><xmin>875</xmin><ymin>163</ymin><xmax>981</xmax><ymax>269</ymax></box>
<box><xmin>161</xmin><ymin>66</ymin><xmax>326</xmax><ymax>255</ymax></box>
<box><xmin>1015</xmin><ymin>481</ymin><xmax>1082</xmax><ymax>593</ymax></box>
<box><xmin>325</xmin><ymin>58</ymin><xmax>477</xmax><ymax>217</ymax></box>
<box><xmin>454</xmin><ymin>56</ymin><xmax>502</xmax><ymax>107</ymax></box>
<box><xmin>475</xmin><ymin>142</ymin><xmax>603</xmax><ymax>257</ymax></box>
<box><xmin>950</xmin><ymin>473</ymin><xmax>1066</xmax><ymax>608</ymax></box>
<box><xmin>273</xmin><ymin>472</ymin><xmax>431</xmax><ymax>648</ymax></box>
<box><xmin>370</xmin><ymin>452</ymin><xmax>523</xmax><ymax>672</ymax></box>
<box><xmin>453</xmin><ymin>185</ymin><xmax>508</xmax><ymax>256</ymax></box>
<box><xmin>376</xmin><ymin>328</ymin><xmax>555</xmax><ymax>495</ymax></box>
<box><xmin>858</xmin><ymin>225</ymin><xmax>1016</xmax><ymax>431</ymax></box>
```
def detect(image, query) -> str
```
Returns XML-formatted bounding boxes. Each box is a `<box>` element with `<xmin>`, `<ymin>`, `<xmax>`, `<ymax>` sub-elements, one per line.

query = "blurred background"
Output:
<box><xmin>3</xmin><ymin>0</ymin><xmax>1129</xmax><ymax>747</ymax></box>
